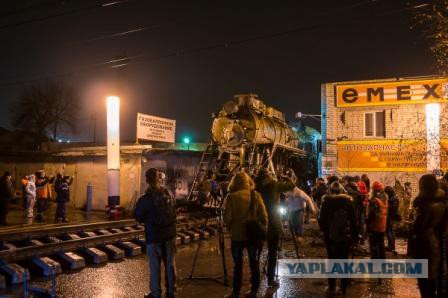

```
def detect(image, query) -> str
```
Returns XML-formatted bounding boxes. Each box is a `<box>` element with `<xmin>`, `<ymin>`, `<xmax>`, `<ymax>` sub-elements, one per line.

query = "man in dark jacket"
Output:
<box><xmin>54</xmin><ymin>174</ymin><xmax>73</xmax><ymax>223</ymax></box>
<box><xmin>408</xmin><ymin>174</ymin><xmax>448</xmax><ymax>298</ymax></box>
<box><xmin>254</xmin><ymin>169</ymin><xmax>294</xmax><ymax>287</ymax></box>
<box><xmin>384</xmin><ymin>186</ymin><xmax>401</xmax><ymax>253</ymax></box>
<box><xmin>135</xmin><ymin>168</ymin><xmax>177</xmax><ymax>298</ymax></box>
<box><xmin>0</xmin><ymin>171</ymin><xmax>14</xmax><ymax>226</ymax></box>
<box><xmin>318</xmin><ymin>181</ymin><xmax>357</xmax><ymax>296</ymax></box>
<box><xmin>312</xmin><ymin>178</ymin><xmax>327</xmax><ymax>208</ymax></box>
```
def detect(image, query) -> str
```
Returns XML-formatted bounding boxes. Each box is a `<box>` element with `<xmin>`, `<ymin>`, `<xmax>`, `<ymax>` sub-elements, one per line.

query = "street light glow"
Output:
<box><xmin>183</xmin><ymin>136</ymin><xmax>191</xmax><ymax>144</ymax></box>
<box><xmin>425</xmin><ymin>103</ymin><xmax>440</xmax><ymax>172</ymax></box>
<box><xmin>107</xmin><ymin>96</ymin><xmax>120</xmax><ymax>206</ymax></box>
<box><xmin>107</xmin><ymin>96</ymin><xmax>120</xmax><ymax>170</ymax></box>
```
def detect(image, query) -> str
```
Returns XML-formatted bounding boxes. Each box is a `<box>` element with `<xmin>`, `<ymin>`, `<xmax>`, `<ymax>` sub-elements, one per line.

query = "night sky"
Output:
<box><xmin>0</xmin><ymin>0</ymin><xmax>435</xmax><ymax>143</ymax></box>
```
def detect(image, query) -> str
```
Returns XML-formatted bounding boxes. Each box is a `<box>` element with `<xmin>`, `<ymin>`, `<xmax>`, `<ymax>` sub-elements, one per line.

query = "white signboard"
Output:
<box><xmin>136</xmin><ymin>113</ymin><xmax>176</xmax><ymax>143</ymax></box>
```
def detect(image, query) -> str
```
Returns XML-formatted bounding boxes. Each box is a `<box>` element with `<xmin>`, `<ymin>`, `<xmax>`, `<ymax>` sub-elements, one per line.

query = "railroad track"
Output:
<box><xmin>0</xmin><ymin>215</ymin><xmax>219</xmax><ymax>289</ymax></box>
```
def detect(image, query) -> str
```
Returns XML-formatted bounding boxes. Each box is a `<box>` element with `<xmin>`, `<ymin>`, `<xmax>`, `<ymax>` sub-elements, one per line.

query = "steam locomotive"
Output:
<box><xmin>187</xmin><ymin>94</ymin><xmax>307</xmax><ymax>201</ymax></box>
<box><xmin>211</xmin><ymin>93</ymin><xmax>305</xmax><ymax>176</ymax></box>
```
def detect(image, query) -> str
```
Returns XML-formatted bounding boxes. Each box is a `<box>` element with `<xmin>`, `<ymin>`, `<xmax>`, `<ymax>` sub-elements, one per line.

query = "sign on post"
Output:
<box><xmin>136</xmin><ymin>113</ymin><xmax>176</xmax><ymax>143</ymax></box>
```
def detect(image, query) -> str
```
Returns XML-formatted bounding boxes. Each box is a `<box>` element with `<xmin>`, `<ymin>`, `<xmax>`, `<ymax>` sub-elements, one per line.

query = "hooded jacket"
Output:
<box><xmin>385</xmin><ymin>187</ymin><xmax>400</xmax><ymax>225</ymax></box>
<box><xmin>408</xmin><ymin>189</ymin><xmax>448</xmax><ymax>278</ymax></box>
<box><xmin>224</xmin><ymin>172</ymin><xmax>268</xmax><ymax>241</ymax></box>
<box><xmin>367</xmin><ymin>191</ymin><xmax>388</xmax><ymax>233</ymax></box>
<box><xmin>318</xmin><ymin>194</ymin><xmax>357</xmax><ymax>243</ymax></box>
<box><xmin>254</xmin><ymin>173</ymin><xmax>294</xmax><ymax>237</ymax></box>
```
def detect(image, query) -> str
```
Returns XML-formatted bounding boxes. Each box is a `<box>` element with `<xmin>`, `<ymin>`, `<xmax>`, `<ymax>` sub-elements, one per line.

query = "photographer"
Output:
<box><xmin>286</xmin><ymin>185</ymin><xmax>316</xmax><ymax>243</ymax></box>
<box><xmin>224</xmin><ymin>172</ymin><xmax>267</xmax><ymax>298</ymax></box>
<box><xmin>254</xmin><ymin>168</ymin><xmax>294</xmax><ymax>287</ymax></box>
<box><xmin>54</xmin><ymin>174</ymin><xmax>73</xmax><ymax>223</ymax></box>
<box><xmin>135</xmin><ymin>168</ymin><xmax>177</xmax><ymax>298</ymax></box>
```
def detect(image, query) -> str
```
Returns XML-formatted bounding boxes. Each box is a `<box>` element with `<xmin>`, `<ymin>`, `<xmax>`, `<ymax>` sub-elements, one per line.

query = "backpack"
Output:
<box><xmin>245</xmin><ymin>190</ymin><xmax>267</xmax><ymax>243</ymax></box>
<box><xmin>151</xmin><ymin>188</ymin><xmax>176</xmax><ymax>227</ymax></box>
<box><xmin>329</xmin><ymin>207</ymin><xmax>350</xmax><ymax>242</ymax></box>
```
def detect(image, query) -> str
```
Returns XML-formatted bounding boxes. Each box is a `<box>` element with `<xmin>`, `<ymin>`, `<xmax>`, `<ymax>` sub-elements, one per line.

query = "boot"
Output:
<box><xmin>244</xmin><ymin>290</ymin><xmax>257</xmax><ymax>298</ymax></box>
<box><xmin>267</xmin><ymin>279</ymin><xmax>280</xmax><ymax>287</ymax></box>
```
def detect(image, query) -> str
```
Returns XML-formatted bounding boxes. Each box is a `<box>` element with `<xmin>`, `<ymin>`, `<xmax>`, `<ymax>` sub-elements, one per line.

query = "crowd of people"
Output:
<box><xmin>316</xmin><ymin>173</ymin><xmax>447</xmax><ymax>297</ymax></box>
<box><xmin>135</xmin><ymin>168</ymin><xmax>448</xmax><ymax>298</ymax></box>
<box><xmin>0</xmin><ymin>170</ymin><xmax>73</xmax><ymax>225</ymax></box>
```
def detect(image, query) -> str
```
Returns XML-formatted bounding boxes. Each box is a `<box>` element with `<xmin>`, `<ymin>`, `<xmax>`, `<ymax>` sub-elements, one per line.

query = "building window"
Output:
<box><xmin>364</xmin><ymin>111</ymin><xmax>385</xmax><ymax>137</ymax></box>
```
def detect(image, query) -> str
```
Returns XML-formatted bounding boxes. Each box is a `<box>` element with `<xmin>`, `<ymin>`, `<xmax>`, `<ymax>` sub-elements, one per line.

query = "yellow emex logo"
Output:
<box><xmin>336</xmin><ymin>78</ymin><xmax>448</xmax><ymax>107</ymax></box>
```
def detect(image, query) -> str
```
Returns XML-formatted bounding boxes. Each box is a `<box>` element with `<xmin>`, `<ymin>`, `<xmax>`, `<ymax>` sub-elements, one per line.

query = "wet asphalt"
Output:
<box><xmin>0</xmin><ymin>220</ymin><xmax>420</xmax><ymax>298</ymax></box>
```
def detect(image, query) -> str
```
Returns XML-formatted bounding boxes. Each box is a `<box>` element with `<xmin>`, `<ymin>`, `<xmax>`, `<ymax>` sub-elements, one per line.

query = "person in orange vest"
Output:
<box><xmin>367</xmin><ymin>181</ymin><xmax>388</xmax><ymax>260</ymax></box>
<box><xmin>35</xmin><ymin>170</ymin><xmax>54</xmax><ymax>223</ymax></box>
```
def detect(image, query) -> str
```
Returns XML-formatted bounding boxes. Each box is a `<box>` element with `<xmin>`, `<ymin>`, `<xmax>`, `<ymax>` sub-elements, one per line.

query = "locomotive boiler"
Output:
<box><xmin>186</xmin><ymin>93</ymin><xmax>306</xmax><ymax>203</ymax></box>
<box><xmin>210</xmin><ymin>93</ymin><xmax>305</xmax><ymax>176</ymax></box>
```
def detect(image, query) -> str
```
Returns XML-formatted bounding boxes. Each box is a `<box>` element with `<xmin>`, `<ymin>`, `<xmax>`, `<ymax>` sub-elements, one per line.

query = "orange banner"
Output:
<box><xmin>337</xmin><ymin>140</ymin><xmax>427</xmax><ymax>172</ymax></box>
<box><xmin>336</xmin><ymin>78</ymin><xmax>448</xmax><ymax>107</ymax></box>
<box><xmin>441</xmin><ymin>140</ymin><xmax>448</xmax><ymax>170</ymax></box>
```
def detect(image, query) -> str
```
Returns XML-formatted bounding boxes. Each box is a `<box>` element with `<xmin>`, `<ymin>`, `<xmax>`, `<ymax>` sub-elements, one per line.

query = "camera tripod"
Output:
<box><xmin>263</xmin><ymin>215</ymin><xmax>301</xmax><ymax>280</ymax></box>
<box><xmin>188</xmin><ymin>195</ymin><xmax>229</xmax><ymax>286</ymax></box>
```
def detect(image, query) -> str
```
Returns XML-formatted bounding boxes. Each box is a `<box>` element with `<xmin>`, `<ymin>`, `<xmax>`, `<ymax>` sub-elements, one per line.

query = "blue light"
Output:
<box><xmin>183</xmin><ymin>137</ymin><xmax>191</xmax><ymax>144</ymax></box>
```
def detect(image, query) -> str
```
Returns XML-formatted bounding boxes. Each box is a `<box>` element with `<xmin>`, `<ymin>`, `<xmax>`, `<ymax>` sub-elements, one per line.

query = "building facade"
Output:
<box><xmin>321</xmin><ymin>76</ymin><xmax>448</xmax><ymax>193</ymax></box>
<box><xmin>0</xmin><ymin>144</ymin><xmax>204</xmax><ymax>211</ymax></box>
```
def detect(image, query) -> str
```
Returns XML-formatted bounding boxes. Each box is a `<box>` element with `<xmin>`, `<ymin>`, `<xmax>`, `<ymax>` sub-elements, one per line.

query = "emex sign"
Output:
<box><xmin>336</xmin><ymin>78</ymin><xmax>448</xmax><ymax>107</ymax></box>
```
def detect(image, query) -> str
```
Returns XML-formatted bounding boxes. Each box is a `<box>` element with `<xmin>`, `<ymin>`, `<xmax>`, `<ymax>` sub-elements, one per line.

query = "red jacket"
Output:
<box><xmin>368</xmin><ymin>195</ymin><xmax>388</xmax><ymax>233</ymax></box>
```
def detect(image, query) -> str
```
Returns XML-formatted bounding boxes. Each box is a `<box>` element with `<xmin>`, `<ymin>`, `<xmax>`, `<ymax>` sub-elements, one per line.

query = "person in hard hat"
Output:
<box><xmin>367</xmin><ymin>181</ymin><xmax>388</xmax><ymax>260</ymax></box>
<box><xmin>35</xmin><ymin>170</ymin><xmax>54</xmax><ymax>222</ymax></box>
<box><xmin>24</xmin><ymin>175</ymin><xmax>36</xmax><ymax>220</ymax></box>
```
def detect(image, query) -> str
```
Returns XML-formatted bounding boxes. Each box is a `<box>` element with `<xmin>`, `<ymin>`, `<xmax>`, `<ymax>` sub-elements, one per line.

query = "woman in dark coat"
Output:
<box><xmin>408</xmin><ymin>174</ymin><xmax>448</xmax><ymax>298</ymax></box>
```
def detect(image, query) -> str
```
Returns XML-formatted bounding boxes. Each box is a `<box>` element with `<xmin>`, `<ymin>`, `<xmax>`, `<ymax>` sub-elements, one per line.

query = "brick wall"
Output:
<box><xmin>321</xmin><ymin>77</ymin><xmax>448</xmax><ymax>197</ymax></box>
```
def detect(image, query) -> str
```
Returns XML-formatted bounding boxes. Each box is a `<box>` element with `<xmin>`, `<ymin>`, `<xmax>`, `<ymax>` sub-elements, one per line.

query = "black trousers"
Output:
<box><xmin>36</xmin><ymin>198</ymin><xmax>48</xmax><ymax>221</ymax></box>
<box><xmin>325</xmin><ymin>240</ymin><xmax>351</xmax><ymax>291</ymax></box>
<box><xmin>55</xmin><ymin>201</ymin><xmax>67</xmax><ymax>220</ymax></box>
<box><xmin>418</xmin><ymin>278</ymin><xmax>437</xmax><ymax>298</ymax></box>
<box><xmin>267</xmin><ymin>234</ymin><xmax>280</xmax><ymax>282</ymax></box>
<box><xmin>0</xmin><ymin>199</ymin><xmax>8</xmax><ymax>225</ymax></box>
<box><xmin>231</xmin><ymin>240</ymin><xmax>261</xmax><ymax>293</ymax></box>
<box><xmin>369</xmin><ymin>232</ymin><xmax>386</xmax><ymax>259</ymax></box>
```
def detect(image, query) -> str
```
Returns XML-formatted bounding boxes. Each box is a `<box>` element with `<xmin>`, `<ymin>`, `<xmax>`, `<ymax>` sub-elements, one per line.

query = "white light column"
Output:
<box><xmin>107</xmin><ymin>96</ymin><xmax>120</xmax><ymax>206</ymax></box>
<box><xmin>425</xmin><ymin>103</ymin><xmax>441</xmax><ymax>172</ymax></box>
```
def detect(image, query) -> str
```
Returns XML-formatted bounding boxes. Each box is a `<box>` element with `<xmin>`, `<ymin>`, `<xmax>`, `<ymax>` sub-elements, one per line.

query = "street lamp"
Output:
<box><xmin>107</xmin><ymin>96</ymin><xmax>120</xmax><ymax>208</ymax></box>
<box><xmin>183</xmin><ymin>136</ymin><xmax>191</xmax><ymax>150</ymax></box>
<box><xmin>295</xmin><ymin>112</ymin><xmax>321</xmax><ymax>121</ymax></box>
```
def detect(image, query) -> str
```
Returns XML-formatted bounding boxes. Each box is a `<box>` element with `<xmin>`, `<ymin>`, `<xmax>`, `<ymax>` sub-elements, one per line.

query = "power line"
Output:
<box><xmin>0</xmin><ymin>0</ymin><xmax>135</xmax><ymax>31</ymax></box>
<box><xmin>0</xmin><ymin>0</ymin><xmax>423</xmax><ymax>87</ymax></box>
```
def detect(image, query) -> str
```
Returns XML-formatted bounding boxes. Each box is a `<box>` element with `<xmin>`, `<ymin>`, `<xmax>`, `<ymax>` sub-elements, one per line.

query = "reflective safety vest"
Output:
<box><xmin>36</xmin><ymin>179</ymin><xmax>52</xmax><ymax>199</ymax></box>
<box><xmin>370</xmin><ymin>198</ymin><xmax>388</xmax><ymax>233</ymax></box>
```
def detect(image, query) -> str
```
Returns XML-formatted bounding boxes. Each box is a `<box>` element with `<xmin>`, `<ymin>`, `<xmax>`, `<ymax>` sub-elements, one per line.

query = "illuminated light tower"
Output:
<box><xmin>107</xmin><ymin>96</ymin><xmax>120</xmax><ymax>208</ymax></box>
<box><xmin>425</xmin><ymin>103</ymin><xmax>441</xmax><ymax>173</ymax></box>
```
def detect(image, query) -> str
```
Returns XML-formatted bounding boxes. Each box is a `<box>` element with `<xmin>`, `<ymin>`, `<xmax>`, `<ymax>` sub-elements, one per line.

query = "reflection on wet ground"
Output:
<box><xmin>1</xmin><ymin>220</ymin><xmax>420</xmax><ymax>297</ymax></box>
